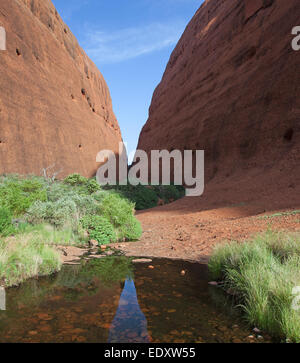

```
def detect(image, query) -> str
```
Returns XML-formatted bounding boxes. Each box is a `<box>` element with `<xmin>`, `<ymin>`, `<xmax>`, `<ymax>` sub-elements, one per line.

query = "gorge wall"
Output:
<box><xmin>0</xmin><ymin>0</ymin><xmax>122</xmax><ymax>178</ymax></box>
<box><xmin>137</xmin><ymin>0</ymin><xmax>300</xmax><ymax>183</ymax></box>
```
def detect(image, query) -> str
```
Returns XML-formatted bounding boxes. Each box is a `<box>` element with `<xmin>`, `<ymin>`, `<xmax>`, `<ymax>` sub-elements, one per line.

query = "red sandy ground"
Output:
<box><xmin>114</xmin><ymin>170</ymin><xmax>300</xmax><ymax>263</ymax></box>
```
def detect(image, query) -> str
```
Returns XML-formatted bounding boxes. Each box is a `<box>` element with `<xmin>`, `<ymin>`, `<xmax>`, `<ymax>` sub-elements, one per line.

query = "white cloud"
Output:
<box><xmin>83</xmin><ymin>21</ymin><xmax>186</xmax><ymax>64</ymax></box>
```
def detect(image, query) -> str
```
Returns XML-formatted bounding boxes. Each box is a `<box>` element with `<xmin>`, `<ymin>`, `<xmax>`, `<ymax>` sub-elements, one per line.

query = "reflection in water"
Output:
<box><xmin>108</xmin><ymin>279</ymin><xmax>150</xmax><ymax>343</ymax></box>
<box><xmin>0</xmin><ymin>257</ymin><xmax>261</xmax><ymax>343</ymax></box>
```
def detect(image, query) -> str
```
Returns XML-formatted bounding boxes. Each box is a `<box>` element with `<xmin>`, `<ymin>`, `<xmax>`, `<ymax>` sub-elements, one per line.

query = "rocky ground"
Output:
<box><xmin>112</xmin><ymin>172</ymin><xmax>300</xmax><ymax>263</ymax></box>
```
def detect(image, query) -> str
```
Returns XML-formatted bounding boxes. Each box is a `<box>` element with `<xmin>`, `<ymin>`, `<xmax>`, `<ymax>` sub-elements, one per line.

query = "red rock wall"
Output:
<box><xmin>0</xmin><ymin>0</ymin><xmax>122</xmax><ymax>178</ymax></box>
<box><xmin>137</xmin><ymin>0</ymin><xmax>300</xmax><ymax>182</ymax></box>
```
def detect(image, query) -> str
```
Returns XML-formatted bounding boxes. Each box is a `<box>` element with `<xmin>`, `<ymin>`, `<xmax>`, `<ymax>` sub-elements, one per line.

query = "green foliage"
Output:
<box><xmin>0</xmin><ymin>173</ymin><xmax>142</xmax><ymax>244</ymax></box>
<box><xmin>86</xmin><ymin>179</ymin><xmax>101</xmax><ymax>194</ymax></box>
<box><xmin>0</xmin><ymin>206</ymin><xmax>14</xmax><ymax>236</ymax></box>
<box><xmin>20</xmin><ymin>224</ymin><xmax>88</xmax><ymax>247</ymax></box>
<box><xmin>26</xmin><ymin>192</ymin><xmax>101</xmax><ymax>228</ymax></box>
<box><xmin>54</xmin><ymin>256</ymin><xmax>134</xmax><ymax>291</ymax></box>
<box><xmin>258</xmin><ymin>210</ymin><xmax>300</xmax><ymax>220</ymax></box>
<box><xmin>107</xmin><ymin>184</ymin><xmax>158</xmax><ymax>210</ymax></box>
<box><xmin>100</xmin><ymin>193</ymin><xmax>142</xmax><ymax>241</ymax></box>
<box><xmin>64</xmin><ymin>173</ymin><xmax>87</xmax><ymax>186</ymax></box>
<box><xmin>209</xmin><ymin>231</ymin><xmax>300</xmax><ymax>342</ymax></box>
<box><xmin>81</xmin><ymin>215</ymin><xmax>116</xmax><ymax>245</ymax></box>
<box><xmin>26</xmin><ymin>199</ymin><xmax>77</xmax><ymax>228</ymax></box>
<box><xmin>0</xmin><ymin>173</ymin><xmax>144</xmax><ymax>288</ymax></box>
<box><xmin>47</xmin><ymin>182</ymin><xmax>72</xmax><ymax>202</ymax></box>
<box><xmin>0</xmin><ymin>176</ymin><xmax>47</xmax><ymax>216</ymax></box>
<box><xmin>77</xmin><ymin>257</ymin><xmax>134</xmax><ymax>286</ymax></box>
<box><xmin>119</xmin><ymin>215</ymin><xmax>142</xmax><ymax>241</ymax></box>
<box><xmin>0</xmin><ymin>235</ymin><xmax>62</xmax><ymax>287</ymax></box>
<box><xmin>153</xmin><ymin>185</ymin><xmax>184</xmax><ymax>203</ymax></box>
<box><xmin>101</xmin><ymin>193</ymin><xmax>135</xmax><ymax>226</ymax></box>
<box><xmin>63</xmin><ymin>174</ymin><xmax>101</xmax><ymax>195</ymax></box>
<box><xmin>104</xmin><ymin>183</ymin><xmax>185</xmax><ymax>210</ymax></box>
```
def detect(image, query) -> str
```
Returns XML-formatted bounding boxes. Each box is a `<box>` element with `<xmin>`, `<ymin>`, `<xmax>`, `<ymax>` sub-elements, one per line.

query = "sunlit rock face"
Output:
<box><xmin>0</xmin><ymin>0</ymin><xmax>122</xmax><ymax>177</ymax></box>
<box><xmin>137</xmin><ymin>0</ymin><xmax>300</xmax><ymax>182</ymax></box>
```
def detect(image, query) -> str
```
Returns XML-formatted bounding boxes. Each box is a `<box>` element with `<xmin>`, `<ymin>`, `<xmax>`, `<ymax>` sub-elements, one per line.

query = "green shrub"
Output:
<box><xmin>81</xmin><ymin>215</ymin><xmax>116</xmax><ymax>245</ymax></box>
<box><xmin>118</xmin><ymin>215</ymin><xmax>142</xmax><ymax>241</ymax></box>
<box><xmin>63</xmin><ymin>175</ymin><xmax>101</xmax><ymax>195</ymax></box>
<box><xmin>109</xmin><ymin>184</ymin><xmax>158</xmax><ymax>210</ymax></box>
<box><xmin>104</xmin><ymin>183</ymin><xmax>185</xmax><ymax>210</ymax></box>
<box><xmin>92</xmin><ymin>190</ymin><xmax>110</xmax><ymax>203</ymax></box>
<box><xmin>26</xmin><ymin>193</ymin><xmax>101</xmax><ymax>228</ymax></box>
<box><xmin>47</xmin><ymin>182</ymin><xmax>72</xmax><ymax>202</ymax></box>
<box><xmin>101</xmin><ymin>193</ymin><xmax>134</xmax><ymax>226</ymax></box>
<box><xmin>64</xmin><ymin>173</ymin><xmax>87</xmax><ymax>186</ymax></box>
<box><xmin>26</xmin><ymin>199</ymin><xmax>77</xmax><ymax>228</ymax></box>
<box><xmin>100</xmin><ymin>193</ymin><xmax>142</xmax><ymax>241</ymax></box>
<box><xmin>71</xmin><ymin>194</ymin><xmax>101</xmax><ymax>216</ymax></box>
<box><xmin>154</xmin><ymin>185</ymin><xmax>184</xmax><ymax>203</ymax></box>
<box><xmin>209</xmin><ymin>231</ymin><xmax>300</xmax><ymax>342</ymax></box>
<box><xmin>0</xmin><ymin>206</ymin><xmax>14</xmax><ymax>236</ymax></box>
<box><xmin>86</xmin><ymin>179</ymin><xmax>101</xmax><ymax>194</ymax></box>
<box><xmin>0</xmin><ymin>177</ymin><xmax>47</xmax><ymax>216</ymax></box>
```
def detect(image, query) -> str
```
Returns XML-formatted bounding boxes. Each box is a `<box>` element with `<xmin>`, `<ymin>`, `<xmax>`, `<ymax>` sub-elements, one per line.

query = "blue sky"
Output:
<box><xmin>52</xmin><ymin>0</ymin><xmax>202</xmax><ymax>158</ymax></box>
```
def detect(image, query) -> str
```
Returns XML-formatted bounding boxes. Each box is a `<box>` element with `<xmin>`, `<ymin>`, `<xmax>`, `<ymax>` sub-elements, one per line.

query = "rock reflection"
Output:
<box><xmin>108</xmin><ymin>279</ymin><xmax>150</xmax><ymax>343</ymax></box>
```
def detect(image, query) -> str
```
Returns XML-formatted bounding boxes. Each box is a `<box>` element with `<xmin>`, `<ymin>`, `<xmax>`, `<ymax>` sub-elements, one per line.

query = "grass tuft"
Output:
<box><xmin>209</xmin><ymin>230</ymin><xmax>300</xmax><ymax>342</ymax></box>
<box><xmin>0</xmin><ymin>232</ymin><xmax>62</xmax><ymax>287</ymax></box>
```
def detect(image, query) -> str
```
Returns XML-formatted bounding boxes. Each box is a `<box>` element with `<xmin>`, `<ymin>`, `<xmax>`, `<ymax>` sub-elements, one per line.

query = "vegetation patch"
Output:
<box><xmin>258</xmin><ymin>210</ymin><xmax>300</xmax><ymax>220</ymax></box>
<box><xmin>0</xmin><ymin>173</ymin><xmax>143</xmax><ymax>286</ymax></box>
<box><xmin>0</xmin><ymin>206</ymin><xmax>14</xmax><ymax>237</ymax></box>
<box><xmin>0</xmin><ymin>175</ymin><xmax>47</xmax><ymax>216</ymax></box>
<box><xmin>104</xmin><ymin>183</ymin><xmax>185</xmax><ymax>210</ymax></box>
<box><xmin>0</xmin><ymin>232</ymin><xmax>62</xmax><ymax>287</ymax></box>
<box><xmin>81</xmin><ymin>215</ymin><xmax>116</xmax><ymax>245</ymax></box>
<box><xmin>209</xmin><ymin>230</ymin><xmax>300</xmax><ymax>342</ymax></box>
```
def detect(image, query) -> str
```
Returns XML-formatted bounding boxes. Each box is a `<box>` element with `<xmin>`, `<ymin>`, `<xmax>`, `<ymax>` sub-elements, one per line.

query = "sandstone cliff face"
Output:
<box><xmin>137</xmin><ymin>0</ymin><xmax>300</xmax><ymax>182</ymax></box>
<box><xmin>0</xmin><ymin>0</ymin><xmax>122</xmax><ymax>177</ymax></box>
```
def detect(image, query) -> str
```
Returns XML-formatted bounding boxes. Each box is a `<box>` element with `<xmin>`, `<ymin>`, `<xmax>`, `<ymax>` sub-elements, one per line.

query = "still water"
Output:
<box><xmin>0</xmin><ymin>255</ymin><xmax>262</xmax><ymax>343</ymax></box>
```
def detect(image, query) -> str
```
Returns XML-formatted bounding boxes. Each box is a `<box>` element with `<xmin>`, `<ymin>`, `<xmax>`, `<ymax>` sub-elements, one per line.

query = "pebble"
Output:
<box><xmin>181</xmin><ymin>270</ymin><xmax>186</xmax><ymax>276</ymax></box>
<box><xmin>148</xmin><ymin>265</ymin><xmax>155</xmax><ymax>269</ymax></box>
<box><xmin>132</xmin><ymin>259</ymin><xmax>153</xmax><ymax>263</ymax></box>
<box><xmin>208</xmin><ymin>281</ymin><xmax>218</xmax><ymax>286</ymax></box>
<box><xmin>253</xmin><ymin>327</ymin><xmax>261</xmax><ymax>333</ymax></box>
<box><xmin>37</xmin><ymin>313</ymin><xmax>53</xmax><ymax>321</ymax></box>
<box><xmin>39</xmin><ymin>325</ymin><xmax>51</xmax><ymax>333</ymax></box>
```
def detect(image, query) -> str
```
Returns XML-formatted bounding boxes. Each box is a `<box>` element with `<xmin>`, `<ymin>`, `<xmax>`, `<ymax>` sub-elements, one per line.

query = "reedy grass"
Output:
<box><xmin>0</xmin><ymin>231</ymin><xmax>62</xmax><ymax>287</ymax></box>
<box><xmin>209</xmin><ymin>230</ymin><xmax>300</xmax><ymax>342</ymax></box>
